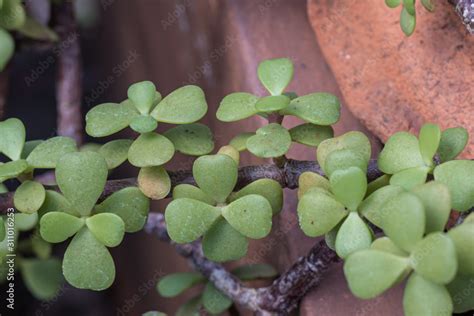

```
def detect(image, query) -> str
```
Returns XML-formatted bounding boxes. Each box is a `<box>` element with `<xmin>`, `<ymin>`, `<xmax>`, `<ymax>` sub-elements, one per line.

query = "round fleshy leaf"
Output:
<box><xmin>366</xmin><ymin>174</ymin><xmax>391</xmax><ymax>197</ymax></box>
<box><xmin>335</xmin><ymin>212</ymin><xmax>372</xmax><ymax>259</ymax></box>
<box><xmin>0</xmin><ymin>28</ymin><xmax>14</xmax><ymax>71</ymax></box>
<box><xmin>324</xmin><ymin>149</ymin><xmax>368</xmax><ymax>177</ymax></box>
<box><xmin>14</xmin><ymin>180</ymin><xmax>46</xmax><ymax>214</ymax></box>
<box><xmin>85</xmin><ymin>102</ymin><xmax>138</xmax><ymax>137</ymax></box>
<box><xmin>418</xmin><ymin>123</ymin><xmax>441</xmax><ymax>166</ymax></box>
<box><xmin>128</xmin><ymin>132</ymin><xmax>175</xmax><ymax>167</ymax></box>
<box><xmin>21</xmin><ymin>140</ymin><xmax>43</xmax><ymax>159</ymax></box>
<box><xmin>246</xmin><ymin>123</ymin><xmax>291</xmax><ymax>158</ymax></box>
<box><xmin>127</xmin><ymin>81</ymin><xmax>156</xmax><ymax>115</ymax></box>
<box><xmin>344</xmin><ymin>249</ymin><xmax>410</xmax><ymax>299</ymax></box>
<box><xmin>297</xmin><ymin>171</ymin><xmax>331</xmax><ymax>199</ymax></box>
<box><xmin>193</xmin><ymin>154</ymin><xmax>237</xmax><ymax>203</ymax></box>
<box><xmin>380</xmin><ymin>192</ymin><xmax>425</xmax><ymax>252</ymax></box>
<box><xmin>216</xmin><ymin>92</ymin><xmax>258</xmax><ymax>122</ymax></box>
<box><xmin>31</xmin><ymin>235</ymin><xmax>52</xmax><ymax>260</ymax></box>
<box><xmin>217</xmin><ymin>145</ymin><xmax>240</xmax><ymax>165</ymax></box>
<box><xmin>94</xmin><ymin>187</ymin><xmax>149</xmax><ymax>233</ymax></box>
<box><xmin>80</xmin><ymin>143</ymin><xmax>101</xmax><ymax>153</ymax></box>
<box><xmin>98</xmin><ymin>139</ymin><xmax>132</xmax><ymax>169</ymax></box>
<box><xmin>222</xmin><ymin>194</ymin><xmax>272</xmax><ymax>239</ymax></box>
<box><xmin>163</xmin><ymin>123</ymin><xmax>214</xmax><ymax>156</ymax></box>
<box><xmin>0</xmin><ymin>0</ymin><xmax>25</xmax><ymax>29</ymax></box>
<box><xmin>330</xmin><ymin>167</ymin><xmax>367</xmax><ymax>211</ymax></box>
<box><xmin>232</xmin><ymin>264</ymin><xmax>278</xmax><ymax>280</ymax></box>
<box><xmin>165</xmin><ymin>198</ymin><xmax>221</xmax><ymax>243</ymax></box>
<box><xmin>56</xmin><ymin>152</ymin><xmax>108</xmax><ymax>216</ymax></box>
<box><xmin>0</xmin><ymin>118</ymin><xmax>25</xmax><ymax>161</ymax></box>
<box><xmin>176</xmin><ymin>296</ymin><xmax>202</xmax><ymax>316</ymax></box>
<box><xmin>172</xmin><ymin>184</ymin><xmax>215</xmax><ymax>205</ymax></box>
<box><xmin>411</xmin><ymin>232</ymin><xmax>457</xmax><ymax>284</ymax></box>
<box><xmin>297</xmin><ymin>189</ymin><xmax>348</xmax><ymax>237</ymax></box>
<box><xmin>446</xmin><ymin>274</ymin><xmax>474</xmax><ymax>313</ymax></box>
<box><xmin>421</xmin><ymin>0</ymin><xmax>434</xmax><ymax>11</ymax></box>
<box><xmin>403</xmin><ymin>273</ymin><xmax>453</xmax><ymax>316</ymax></box>
<box><xmin>138</xmin><ymin>166</ymin><xmax>170</xmax><ymax>200</ymax></box>
<box><xmin>229</xmin><ymin>179</ymin><xmax>283</xmax><ymax>215</ymax></box>
<box><xmin>129</xmin><ymin>115</ymin><xmax>158</xmax><ymax>134</ymax></box>
<box><xmin>14</xmin><ymin>212</ymin><xmax>38</xmax><ymax>231</ymax></box>
<box><xmin>281</xmin><ymin>93</ymin><xmax>340</xmax><ymax>125</ymax></box>
<box><xmin>0</xmin><ymin>159</ymin><xmax>28</xmax><ymax>181</ymax></box>
<box><xmin>289</xmin><ymin>123</ymin><xmax>334</xmax><ymax>147</ymax></box>
<box><xmin>447</xmin><ymin>224</ymin><xmax>474</xmax><ymax>275</ymax></box>
<box><xmin>438</xmin><ymin>127</ymin><xmax>468</xmax><ymax>162</ymax></box>
<box><xmin>378</xmin><ymin>132</ymin><xmax>425</xmax><ymax>174</ymax></box>
<box><xmin>150</xmin><ymin>85</ymin><xmax>207</xmax><ymax>124</ymax></box>
<box><xmin>389</xmin><ymin>166</ymin><xmax>429</xmax><ymax>190</ymax></box>
<box><xmin>359</xmin><ymin>185</ymin><xmax>404</xmax><ymax>227</ymax></box>
<box><xmin>86</xmin><ymin>213</ymin><xmax>125</xmax><ymax>247</ymax></box>
<box><xmin>63</xmin><ymin>227</ymin><xmax>115</xmax><ymax>290</ymax></box>
<box><xmin>325</xmin><ymin>222</ymin><xmax>341</xmax><ymax>251</ymax></box>
<box><xmin>229</xmin><ymin>132</ymin><xmax>254</xmax><ymax>151</ymax></box>
<box><xmin>434</xmin><ymin>160</ymin><xmax>474</xmax><ymax>212</ymax></box>
<box><xmin>26</xmin><ymin>136</ymin><xmax>77</xmax><ymax>169</ymax></box>
<box><xmin>371</xmin><ymin>237</ymin><xmax>409</xmax><ymax>257</ymax></box>
<box><xmin>157</xmin><ymin>272</ymin><xmax>205</xmax><ymax>297</ymax></box>
<box><xmin>257</xmin><ymin>58</ymin><xmax>293</xmax><ymax>95</ymax></box>
<box><xmin>202</xmin><ymin>282</ymin><xmax>232</xmax><ymax>315</ymax></box>
<box><xmin>202</xmin><ymin>218</ymin><xmax>248</xmax><ymax>262</ymax></box>
<box><xmin>400</xmin><ymin>6</ymin><xmax>416</xmax><ymax>36</ymax></box>
<box><xmin>385</xmin><ymin>0</ymin><xmax>401</xmax><ymax>8</ymax></box>
<box><xmin>317</xmin><ymin>131</ymin><xmax>371</xmax><ymax>175</ymax></box>
<box><xmin>20</xmin><ymin>258</ymin><xmax>63</xmax><ymax>301</ymax></box>
<box><xmin>412</xmin><ymin>181</ymin><xmax>451</xmax><ymax>233</ymax></box>
<box><xmin>255</xmin><ymin>95</ymin><xmax>290</xmax><ymax>112</ymax></box>
<box><xmin>38</xmin><ymin>190</ymin><xmax>77</xmax><ymax>217</ymax></box>
<box><xmin>40</xmin><ymin>212</ymin><xmax>84</xmax><ymax>243</ymax></box>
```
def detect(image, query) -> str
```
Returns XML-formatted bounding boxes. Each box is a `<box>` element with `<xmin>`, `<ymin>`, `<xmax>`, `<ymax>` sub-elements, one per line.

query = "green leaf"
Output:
<box><xmin>128</xmin><ymin>132</ymin><xmax>175</xmax><ymax>167</ymax></box>
<box><xmin>438</xmin><ymin>127</ymin><xmax>468</xmax><ymax>162</ymax></box>
<box><xmin>324</xmin><ymin>149</ymin><xmax>368</xmax><ymax>177</ymax></box>
<box><xmin>447</xmin><ymin>224</ymin><xmax>474</xmax><ymax>275</ymax></box>
<box><xmin>297</xmin><ymin>171</ymin><xmax>331</xmax><ymax>199</ymax></box>
<box><xmin>371</xmin><ymin>237</ymin><xmax>408</xmax><ymax>257</ymax></box>
<box><xmin>26</xmin><ymin>136</ymin><xmax>77</xmax><ymax>168</ymax></box>
<box><xmin>281</xmin><ymin>93</ymin><xmax>340</xmax><ymax>125</ymax></box>
<box><xmin>330</xmin><ymin>167</ymin><xmax>367</xmax><ymax>211</ymax></box>
<box><xmin>0</xmin><ymin>28</ymin><xmax>14</xmax><ymax>71</ymax></box>
<box><xmin>255</xmin><ymin>95</ymin><xmax>290</xmax><ymax>112</ymax></box>
<box><xmin>411</xmin><ymin>233</ymin><xmax>457</xmax><ymax>284</ymax></box>
<box><xmin>317</xmin><ymin>131</ymin><xmax>371</xmax><ymax>176</ymax></box>
<box><xmin>0</xmin><ymin>160</ymin><xmax>28</xmax><ymax>181</ymax></box>
<box><xmin>193</xmin><ymin>154</ymin><xmax>237</xmax><ymax>203</ymax></box>
<box><xmin>434</xmin><ymin>160</ymin><xmax>474</xmax><ymax>212</ymax></box>
<box><xmin>172</xmin><ymin>184</ymin><xmax>215</xmax><ymax>205</ymax></box>
<box><xmin>14</xmin><ymin>212</ymin><xmax>38</xmax><ymax>231</ymax></box>
<box><xmin>412</xmin><ymin>182</ymin><xmax>451</xmax><ymax>233</ymax></box>
<box><xmin>56</xmin><ymin>152</ymin><xmax>108</xmax><ymax>216</ymax></box>
<box><xmin>157</xmin><ymin>272</ymin><xmax>205</xmax><ymax>297</ymax></box>
<box><xmin>389</xmin><ymin>166</ymin><xmax>429</xmax><ymax>190</ymax></box>
<box><xmin>229</xmin><ymin>132</ymin><xmax>254</xmax><ymax>151</ymax></box>
<box><xmin>20</xmin><ymin>258</ymin><xmax>62</xmax><ymax>300</ymax></box>
<box><xmin>421</xmin><ymin>0</ymin><xmax>434</xmax><ymax>11</ymax></box>
<box><xmin>21</xmin><ymin>140</ymin><xmax>43</xmax><ymax>159</ymax></box>
<box><xmin>0</xmin><ymin>118</ymin><xmax>25</xmax><ymax>161</ymax></box>
<box><xmin>127</xmin><ymin>81</ymin><xmax>157</xmax><ymax>115</ymax></box>
<box><xmin>164</xmin><ymin>123</ymin><xmax>214</xmax><ymax>156</ymax></box>
<box><xmin>14</xmin><ymin>180</ymin><xmax>45</xmax><ymax>214</ymax></box>
<box><xmin>150</xmin><ymin>85</ymin><xmax>207</xmax><ymax>124</ymax></box>
<box><xmin>297</xmin><ymin>189</ymin><xmax>348</xmax><ymax>237</ymax></box>
<box><xmin>247</xmin><ymin>123</ymin><xmax>292</xmax><ymax>158</ymax></box>
<box><xmin>31</xmin><ymin>235</ymin><xmax>52</xmax><ymax>259</ymax></box>
<box><xmin>380</xmin><ymin>192</ymin><xmax>425</xmax><ymax>252</ymax></box>
<box><xmin>202</xmin><ymin>218</ymin><xmax>248</xmax><ymax>262</ymax></box>
<box><xmin>400</xmin><ymin>6</ymin><xmax>416</xmax><ymax>36</ymax></box>
<box><xmin>232</xmin><ymin>264</ymin><xmax>278</xmax><ymax>280</ymax></box>
<box><xmin>229</xmin><ymin>179</ymin><xmax>283</xmax><ymax>215</ymax></box>
<box><xmin>176</xmin><ymin>296</ymin><xmax>202</xmax><ymax>316</ymax></box>
<box><xmin>222</xmin><ymin>194</ymin><xmax>273</xmax><ymax>239</ymax></box>
<box><xmin>335</xmin><ymin>212</ymin><xmax>372</xmax><ymax>259</ymax></box>
<box><xmin>138</xmin><ymin>166</ymin><xmax>170</xmax><ymax>200</ymax></box>
<box><xmin>289</xmin><ymin>123</ymin><xmax>333</xmax><ymax>147</ymax></box>
<box><xmin>359</xmin><ymin>185</ymin><xmax>404</xmax><ymax>227</ymax></box>
<box><xmin>63</xmin><ymin>227</ymin><xmax>115</xmax><ymax>290</ymax></box>
<box><xmin>325</xmin><ymin>222</ymin><xmax>341</xmax><ymax>251</ymax></box>
<box><xmin>142</xmin><ymin>312</ymin><xmax>167</xmax><ymax>316</ymax></box>
<box><xmin>217</xmin><ymin>145</ymin><xmax>240</xmax><ymax>165</ymax></box>
<box><xmin>403</xmin><ymin>273</ymin><xmax>453</xmax><ymax>316</ymax></box>
<box><xmin>86</xmin><ymin>213</ymin><xmax>125</xmax><ymax>247</ymax></box>
<box><xmin>40</xmin><ymin>212</ymin><xmax>85</xmax><ymax>243</ymax></box>
<box><xmin>216</xmin><ymin>92</ymin><xmax>259</xmax><ymax>122</ymax></box>
<box><xmin>344</xmin><ymin>249</ymin><xmax>410</xmax><ymax>299</ymax></box>
<box><xmin>165</xmin><ymin>198</ymin><xmax>221</xmax><ymax>243</ymax></box>
<box><xmin>446</xmin><ymin>274</ymin><xmax>474</xmax><ymax>313</ymax></box>
<box><xmin>257</xmin><ymin>58</ymin><xmax>293</xmax><ymax>95</ymax></box>
<box><xmin>385</xmin><ymin>0</ymin><xmax>401</xmax><ymax>8</ymax></box>
<box><xmin>418</xmin><ymin>123</ymin><xmax>441</xmax><ymax>165</ymax></box>
<box><xmin>94</xmin><ymin>187</ymin><xmax>150</xmax><ymax>233</ymax></box>
<box><xmin>98</xmin><ymin>139</ymin><xmax>132</xmax><ymax>169</ymax></box>
<box><xmin>0</xmin><ymin>0</ymin><xmax>25</xmax><ymax>29</ymax></box>
<box><xmin>378</xmin><ymin>132</ymin><xmax>425</xmax><ymax>174</ymax></box>
<box><xmin>202</xmin><ymin>282</ymin><xmax>232</xmax><ymax>314</ymax></box>
<box><xmin>129</xmin><ymin>115</ymin><xmax>158</xmax><ymax>134</ymax></box>
<box><xmin>85</xmin><ymin>102</ymin><xmax>138</xmax><ymax>137</ymax></box>
<box><xmin>403</xmin><ymin>0</ymin><xmax>416</xmax><ymax>15</ymax></box>
<box><xmin>17</xmin><ymin>17</ymin><xmax>58</xmax><ymax>41</ymax></box>
<box><xmin>366</xmin><ymin>174</ymin><xmax>391</xmax><ymax>197</ymax></box>
<box><xmin>38</xmin><ymin>190</ymin><xmax>76</xmax><ymax>217</ymax></box>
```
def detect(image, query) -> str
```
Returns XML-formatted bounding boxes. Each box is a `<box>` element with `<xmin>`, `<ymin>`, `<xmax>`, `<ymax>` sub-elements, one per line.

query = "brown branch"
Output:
<box><xmin>53</xmin><ymin>1</ymin><xmax>83</xmax><ymax>144</ymax></box>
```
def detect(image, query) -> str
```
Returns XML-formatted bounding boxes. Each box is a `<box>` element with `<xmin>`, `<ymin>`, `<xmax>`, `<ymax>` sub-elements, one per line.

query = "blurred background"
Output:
<box><xmin>1</xmin><ymin>0</ymin><xmax>472</xmax><ymax>315</ymax></box>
